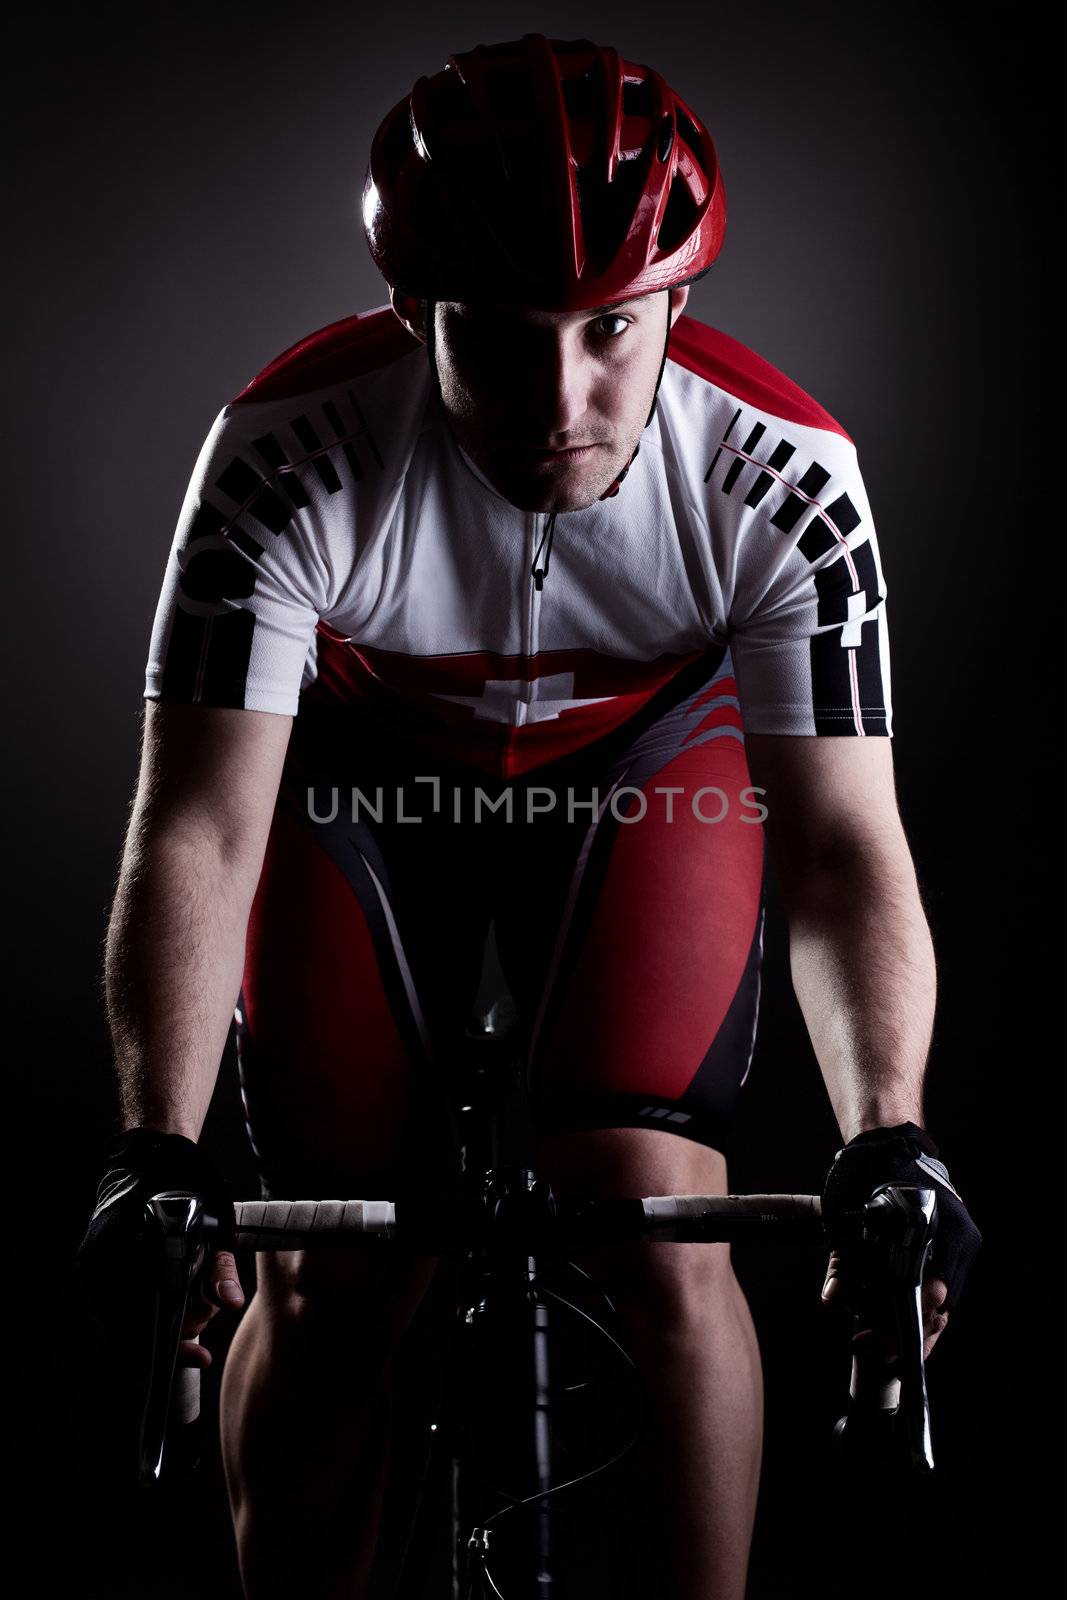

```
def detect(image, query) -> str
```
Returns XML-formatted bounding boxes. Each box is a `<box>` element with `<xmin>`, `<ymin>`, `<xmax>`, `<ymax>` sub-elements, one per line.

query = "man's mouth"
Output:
<box><xmin>516</xmin><ymin>443</ymin><xmax>601</xmax><ymax>464</ymax></box>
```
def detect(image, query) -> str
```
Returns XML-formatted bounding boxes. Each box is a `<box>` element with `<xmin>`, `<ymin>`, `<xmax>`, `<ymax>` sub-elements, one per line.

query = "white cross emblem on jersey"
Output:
<box><xmin>432</xmin><ymin>671</ymin><xmax>614</xmax><ymax>725</ymax></box>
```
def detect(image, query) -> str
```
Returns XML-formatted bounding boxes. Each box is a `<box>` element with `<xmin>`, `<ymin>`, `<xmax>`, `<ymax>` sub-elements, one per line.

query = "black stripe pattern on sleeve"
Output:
<box><xmin>158</xmin><ymin>391</ymin><xmax>384</xmax><ymax>706</ymax></box>
<box><xmin>708</xmin><ymin>416</ymin><xmax>889</xmax><ymax>734</ymax></box>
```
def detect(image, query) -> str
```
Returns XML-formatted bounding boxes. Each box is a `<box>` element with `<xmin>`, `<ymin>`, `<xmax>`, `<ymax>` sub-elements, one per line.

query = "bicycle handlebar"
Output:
<box><xmin>140</xmin><ymin>1183</ymin><xmax>935</xmax><ymax>1486</ymax></box>
<box><xmin>229</xmin><ymin>1191</ymin><xmax>823</xmax><ymax>1251</ymax></box>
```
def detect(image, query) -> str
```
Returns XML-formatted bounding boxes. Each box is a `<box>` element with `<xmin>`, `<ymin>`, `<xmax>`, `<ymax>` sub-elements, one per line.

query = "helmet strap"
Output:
<box><xmin>424</xmin><ymin>297</ymin><xmax>441</xmax><ymax>399</ymax></box>
<box><xmin>646</xmin><ymin>292</ymin><xmax>673</xmax><ymax>430</ymax></box>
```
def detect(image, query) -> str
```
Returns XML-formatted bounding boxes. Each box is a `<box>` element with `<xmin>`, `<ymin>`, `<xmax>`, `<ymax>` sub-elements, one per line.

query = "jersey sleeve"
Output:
<box><xmin>723</xmin><ymin>432</ymin><xmax>893</xmax><ymax>736</ymax></box>
<box><xmin>144</xmin><ymin>403</ymin><xmax>332</xmax><ymax>715</ymax></box>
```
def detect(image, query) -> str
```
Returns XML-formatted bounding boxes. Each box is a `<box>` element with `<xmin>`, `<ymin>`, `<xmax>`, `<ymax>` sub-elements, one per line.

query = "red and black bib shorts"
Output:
<box><xmin>235</xmin><ymin>647</ymin><xmax>766</xmax><ymax>1200</ymax></box>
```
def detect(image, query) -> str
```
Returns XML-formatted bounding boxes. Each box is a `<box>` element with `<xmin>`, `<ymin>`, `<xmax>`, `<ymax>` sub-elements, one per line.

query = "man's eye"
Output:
<box><xmin>592</xmin><ymin>314</ymin><xmax>631</xmax><ymax>339</ymax></box>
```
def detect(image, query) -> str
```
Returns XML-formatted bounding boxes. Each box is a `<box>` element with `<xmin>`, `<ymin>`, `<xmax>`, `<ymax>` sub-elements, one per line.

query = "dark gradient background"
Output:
<box><xmin>6</xmin><ymin>1</ymin><xmax>1049</xmax><ymax>1594</ymax></box>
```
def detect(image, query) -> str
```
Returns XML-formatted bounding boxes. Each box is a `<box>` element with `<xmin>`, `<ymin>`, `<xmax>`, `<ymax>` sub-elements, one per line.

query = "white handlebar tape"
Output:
<box><xmin>234</xmin><ymin>1199</ymin><xmax>397</xmax><ymax>1249</ymax></box>
<box><xmin>849</xmin><ymin>1352</ymin><xmax>902</xmax><ymax>1411</ymax></box>
<box><xmin>173</xmin><ymin>1351</ymin><xmax>201</xmax><ymax>1425</ymax></box>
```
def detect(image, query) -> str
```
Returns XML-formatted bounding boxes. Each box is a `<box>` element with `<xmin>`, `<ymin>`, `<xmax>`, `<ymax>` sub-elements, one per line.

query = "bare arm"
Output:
<box><xmin>745</xmin><ymin>733</ymin><xmax>951</xmax><ymax>1352</ymax></box>
<box><xmin>744</xmin><ymin>733</ymin><xmax>934</xmax><ymax>1144</ymax></box>
<box><xmin>105</xmin><ymin>699</ymin><xmax>294</xmax><ymax>1140</ymax></box>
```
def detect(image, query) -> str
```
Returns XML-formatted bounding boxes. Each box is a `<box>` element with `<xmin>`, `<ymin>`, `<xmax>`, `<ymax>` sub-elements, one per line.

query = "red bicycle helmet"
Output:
<box><xmin>362</xmin><ymin>33</ymin><xmax>726</xmax><ymax>311</ymax></box>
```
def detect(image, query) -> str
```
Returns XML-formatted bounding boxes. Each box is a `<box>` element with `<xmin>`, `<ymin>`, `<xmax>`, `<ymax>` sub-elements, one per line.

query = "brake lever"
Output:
<box><xmin>137</xmin><ymin>1191</ymin><xmax>214</xmax><ymax>1485</ymax></box>
<box><xmin>833</xmin><ymin>1184</ymin><xmax>936</xmax><ymax>1471</ymax></box>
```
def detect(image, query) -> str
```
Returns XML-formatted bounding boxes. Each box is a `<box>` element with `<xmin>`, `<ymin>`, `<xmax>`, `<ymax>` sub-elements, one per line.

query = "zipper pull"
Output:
<box><xmin>530</xmin><ymin>510</ymin><xmax>556</xmax><ymax>591</ymax></box>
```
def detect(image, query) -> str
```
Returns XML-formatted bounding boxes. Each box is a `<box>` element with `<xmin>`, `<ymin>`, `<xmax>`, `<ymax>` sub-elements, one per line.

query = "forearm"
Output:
<box><xmin>104</xmin><ymin>821</ymin><xmax>262</xmax><ymax>1141</ymax></box>
<box><xmin>779</xmin><ymin>849</ymin><xmax>936</xmax><ymax>1144</ymax></box>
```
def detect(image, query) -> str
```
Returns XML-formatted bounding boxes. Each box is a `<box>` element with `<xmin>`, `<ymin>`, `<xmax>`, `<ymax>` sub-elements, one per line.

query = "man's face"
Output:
<box><xmin>394</xmin><ymin>285</ymin><xmax>689</xmax><ymax>513</ymax></box>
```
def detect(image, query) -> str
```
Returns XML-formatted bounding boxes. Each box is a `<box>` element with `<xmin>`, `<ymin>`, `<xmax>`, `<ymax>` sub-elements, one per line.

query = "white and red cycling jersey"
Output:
<box><xmin>144</xmin><ymin>306</ymin><xmax>892</xmax><ymax>774</ymax></box>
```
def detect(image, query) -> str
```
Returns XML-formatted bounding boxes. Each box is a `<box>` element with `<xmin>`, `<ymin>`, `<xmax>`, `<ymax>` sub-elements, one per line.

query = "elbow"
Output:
<box><xmin>770</xmin><ymin>825</ymin><xmax>923</xmax><ymax>915</ymax></box>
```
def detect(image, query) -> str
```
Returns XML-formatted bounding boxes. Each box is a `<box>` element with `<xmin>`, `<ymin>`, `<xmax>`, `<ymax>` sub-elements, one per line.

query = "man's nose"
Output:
<box><xmin>523</xmin><ymin>339</ymin><xmax>591</xmax><ymax>441</ymax></box>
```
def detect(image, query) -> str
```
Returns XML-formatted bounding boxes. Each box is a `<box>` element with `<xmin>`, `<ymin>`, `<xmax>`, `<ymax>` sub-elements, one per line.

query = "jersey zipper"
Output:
<box><xmin>517</xmin><ymin>511</ymin><xmax>545</xmax><ymax>728</ymax></box>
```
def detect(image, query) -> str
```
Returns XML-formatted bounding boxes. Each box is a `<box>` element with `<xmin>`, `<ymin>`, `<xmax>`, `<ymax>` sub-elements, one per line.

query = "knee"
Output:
<box><xmin>586</xmin><ymin>1239</ymin><xmax>738</xmax><ymax>1343</ymax></box>
<box><xmin>534</xmin><ymin>1126</ymin><xmax>739</xmax><ymax>1338</ymax></box>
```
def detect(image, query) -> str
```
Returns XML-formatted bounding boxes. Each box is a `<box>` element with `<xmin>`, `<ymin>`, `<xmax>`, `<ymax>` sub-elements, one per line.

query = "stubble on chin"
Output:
<box><xmin>496</xmin><ymin>459</ymin><xmax>614</xmax><ymax>514</ymax></box>
<box><xmin>499</xmin><ymin>437</ymin><xmax>641</xmax><ymax>513</ymax></box>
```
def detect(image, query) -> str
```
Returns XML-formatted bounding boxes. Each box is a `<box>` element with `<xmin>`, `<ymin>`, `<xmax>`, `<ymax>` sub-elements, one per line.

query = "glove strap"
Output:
<box><xmin>834</xmin><ymin>1120</ymin><xmax>941</xmax><ymax>1162</ymax></box>
<box><xmin>106</xmin><ymin>1127</ymin><xmax>201</xmax><ymax>1165</ymax></box>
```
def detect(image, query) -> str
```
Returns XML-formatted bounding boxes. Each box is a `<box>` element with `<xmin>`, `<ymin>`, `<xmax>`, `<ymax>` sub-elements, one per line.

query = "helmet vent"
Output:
<box><xmin>562</xmin><ymin>68</ymin><xmax>600</xmax><ymax>120</ymax></box>
<box><xmin>656</xmin><ymin>175</ymin><xmax>696</xmax><ymax>255</ymax></box>
<box><xmin>676</xmin><ymin>107</ymin><xmax>703</xmax><ymax>157</ymax></box>
<box><xmin>621</xmin><ymin>77</ymin><xmax>654</xmax><ymax>117</ymax></box>
<box><xmin>577</xmin><ymin>156</ymin><xmax>647</xmax><ymax>269</ymax></box>
<box><xmin>485</xmin><ymin>65</ymin><xmax>536</xmax><ymax>125</ymax></box>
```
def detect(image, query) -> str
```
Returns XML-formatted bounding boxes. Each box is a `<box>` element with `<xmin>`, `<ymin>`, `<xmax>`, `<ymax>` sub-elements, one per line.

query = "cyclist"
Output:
<box><xmin>77</xmin><ymin>33</ymin><xmax>981</xmax><ymax>1600</ymax></box>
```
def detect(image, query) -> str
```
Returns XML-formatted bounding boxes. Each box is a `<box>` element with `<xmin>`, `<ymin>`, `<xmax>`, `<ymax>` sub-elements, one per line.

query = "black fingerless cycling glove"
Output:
<box><xmin>821</xmin><ymin>1122</ymin><xmax>982</xmax><ymax>1314</ymax></box>
<box><xmin>75</xmin><ymin>1127</ymin><xmax>236</xmax><ymax>1325</ymax></box>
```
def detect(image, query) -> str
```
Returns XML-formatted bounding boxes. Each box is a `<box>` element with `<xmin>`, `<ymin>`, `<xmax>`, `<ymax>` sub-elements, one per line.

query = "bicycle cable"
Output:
<box><xmin>470</xmin><ymin>1266</ymin><xmax>648</xmax><ymax>1598</ymax></box>
<box><xmin>535</xmin><ymin>1256</ymin><xmax>623</xmax><ymax>1397</ymax></box>
<box><xmin>384</xmin><ymin>1253</ymin><xmax>621</xmax><ymax>1589</ymax></box>
<box><xmin>480</xmin><ymin>1274</ymin><xmax>645</xmax><ymax>1524</ymax></box>
<box><xmin>390</xmin><ymin>1252</ymin><xmax>639</xmax><ymax>1594</ymax></box>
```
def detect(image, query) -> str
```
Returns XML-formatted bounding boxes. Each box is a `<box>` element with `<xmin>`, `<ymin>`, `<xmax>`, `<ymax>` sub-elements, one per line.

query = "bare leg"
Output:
<box><xmin>220</xmin><ymin>1246</ymin><xmax>439</xmax><ymax>1600</ymax></box>
<box><xmin>610</xmin><ymin>1257</ymin><xmax>764</xmax><ymax>1600</ymax></box>
<box><xmin>536</xmin><ymin>1127</ymin><xmax>764</xmax><ymax>1600</ymax></box>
